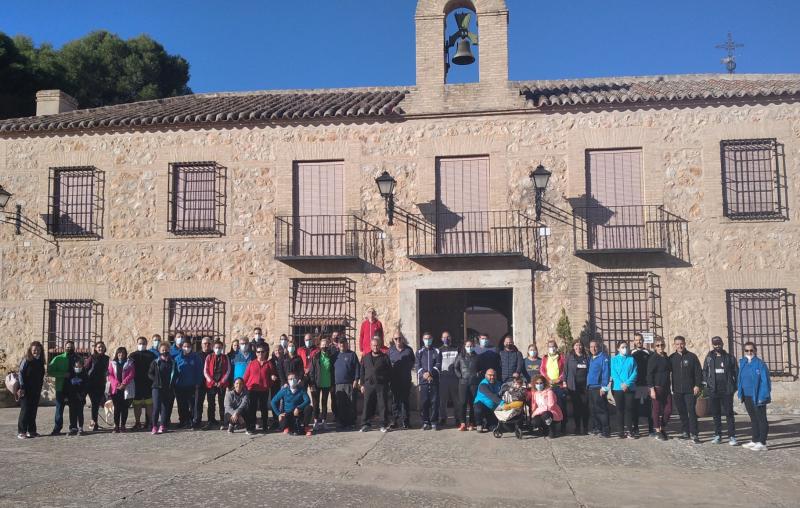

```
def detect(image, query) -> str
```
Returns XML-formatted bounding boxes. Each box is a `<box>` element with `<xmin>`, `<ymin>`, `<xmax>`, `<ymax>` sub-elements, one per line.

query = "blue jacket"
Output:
<box><xmin>587</xmin><ymin>352</ymin><xmax>610</xmax><ymax>389</ymax></box>
<box><xmin>271</xmin><ymin>386</ymin><xmax>311</xmax><ymax>415</ymax></box>
<box><xmin>174</xmin><ymin>352</ymin><xmax>203</xmax><ymax>387</ymax></box>
<box><xmin>610</xmin><ymin>354</ymin><xmax>637</xmax><ymax>390</ymax></box>
<box><xmin>232</xmin><ymin>351</ymin><xmax>254</xmax><ymax>380</ymax></box>
<box><xmin>737</xmin><ymin>357</ymin><xmax>771</xmax><ymax>406</ymax></box>
<box><xmin>170</xmin><ymin>345</ymin><xmax>182</xmax><ymax>359</ymax></box>
<box><xmin>473</xmin><ymin>378</ymin><xmax>502</xmax><ymax>410</ymax></box>
<box><xmin>416</xmin><ymin>346</ymin><xmax>442</xmax><ymax>384</ymax></box>
<box><xmin>333</xmin><ymin>350</ymin><xmax>360</xmax><ymax>384</ymax></box>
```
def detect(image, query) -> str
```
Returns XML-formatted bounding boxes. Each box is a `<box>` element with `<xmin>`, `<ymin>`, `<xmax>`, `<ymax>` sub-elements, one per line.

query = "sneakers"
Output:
<box><xmin>50</xmin><ymin>430</ymin><xmax>63</xmax><ymax>436</ymax></box>
<box><xmin>468</xmin><ymin>425</ymin><xmax>476</xmax><ymax>431</ymax></box>
<box><xmin>113</xmin><ymin>426</ymin><xmax>120</xmax><ymax>434</ymax></box>
<box><xmin>626</xmin><ymin>432</ymin><xmax>638</xmax><ymax>440</ymax></box>
<box><xmin>458</xmin><ymin>423</ymin><xmax>467</xmax><ymax>431</ymax></box>
<box><xmin>729</xmin><ymin>437</ymin><xmax>738</xmax><ymax>446</ymax></box>
<box><xmin>151</xmin><ymin>426</ymin><xmax>158</xmax><ymax>435</ymax></box>
<box><xmin>678</xmin><ymin>432</ymin><xmax>690</xmax><ymax>440</ymax></box>
<box><xmin>283</xmin><ymin>428</ymin><xmax>291</xmax><ymax>434</ymax></box>
<box><xmin>246</xmin><ymin>430</ymin><xmax>256</xmax><ymax>436</ymax></box>
<box><xmin>422</xmin><ymin>423</ymin><xmax>432</xmax><ymax>431</ymax></box>
<box><xmin>68</xmin><ymin>428</ymin><xmax>78</xmax><ymax>436</ymax></box>
<box><xmin>158</xmin><ymin>425</ymin><xmax>165</xmax><ymax>434</ymax></box>
<box><xmin>711</xmin><ymin>435</ymin><xmax>722</xmax><ymax>445</ymax></box>
<box><xmin>92</xmin><ymin>423</ymin><xmax>99</xmax><ymax>432</ymax></box>
<box><xmin>691</xmin><ymin>435</ymin><xmax>701</xmax><ymax>444</ymax></box>
<box><xmin>655</xmin><ymin>433</ymin><xmax>667</xmax><ymax>442</ymax></box>
<box><xmin>17</xmin><ymin>433</ymin><xmax>27</xmax><ymax>440</ymax></box>
<box><xmin>751</xmin><ymin>443</ymin><xmax>768</xmax><ymax>451</ymax></box>
<box><xmin>649</xmin><ymin>431</ymin><xmax>658</xmax><ymax>438</ymax></box>
<box><xmin>742</xmin><ymin>441</ymin><xmax>757</xmax><ymax>449</ymax></box>
<box><xmin>432</xmin><ymin>424</ymin><xmax>440</xmax><ymax>431</ymax></box>
<box><xmin>380</xmin><ymin>426</ymin><xmax>389</xmax><ymax>433</ymax></box>
<box><xmin>228</xmin><ymin>424</ymin><xmax>235</xmax><ymax>434</ymax></box>
<box><xmin>360</xmin><ymin>424</ymin><xmax>370</xmax><ymax>433</ymax></box>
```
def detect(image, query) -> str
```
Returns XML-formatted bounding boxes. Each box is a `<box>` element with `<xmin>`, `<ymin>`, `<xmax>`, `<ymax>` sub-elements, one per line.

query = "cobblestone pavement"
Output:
<box><xmin>2</xmin><ymin>407</ymin><xmax>799</xmax><ymax>507</ymax></box>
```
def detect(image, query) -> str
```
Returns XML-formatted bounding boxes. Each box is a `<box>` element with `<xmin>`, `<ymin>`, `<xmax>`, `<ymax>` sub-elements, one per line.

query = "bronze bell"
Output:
<box><xmin>452</xmin><ymin>39</ymin><xmax>475</xmax><ymax>65</ymax></box>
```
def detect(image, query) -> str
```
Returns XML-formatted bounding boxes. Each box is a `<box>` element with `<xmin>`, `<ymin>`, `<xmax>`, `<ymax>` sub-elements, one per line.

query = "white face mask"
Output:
<box><xmin>253</xmin><ymin>335</ymin><xmax>262</xmax><ymax>341</ymax></box>
<box><xmin>619</xmin><ymin>348</ymin><xmax>628</xmax><ymax>356</ymax></box>
<box><xmin>289</xmin><ymin>379</ymin><xmax>298</xmax><ymax>389</ymax></box>
<box><xmin>137</xmin><ymin>344</ymin><xmax>146</xmax><ymax>352</ymax></box>
<box><xmin>528</xmin><ymin>350</ymin><xmax>537</xmax><ymax>358</ymax></box>
<box><xmin>479</xmin><ymin>339</ymin><xmax>489</xmax><ymax>347</ymax></box>
<box><xmin>305</xmin><ymin>340</ymin><xmax>312</xmax><ymax>349</ymax></box>
<box><xmin>548</xmin><ymin>347</ymin><xmax>557</xmax><ymax>355</ymax></box>
<box><xmin>182</xmin><ymin>347</ymin><xmax>191</xmax><ymax>355</ymax></box>
<box><xmin>175</xmin><ymin>338</ymin><xmax>184</xmax><ymax>346</ymax></box>
<box><xmin>287</xmin><ymin>346</ymin><xmax>296</xmax><ymax>354</ymax></box>
<box><xmin>73</xmin><ymin>367</ymin><xmax>82</xmax><ymax>373</ymax></box>
<box><xmin>465</xmin><ymin>346</ymin><xmax>474</xmax><ymax>354</ymax></box>
<box><xmin>214</xmin><ymin>348</ymin><xmax>223</xmax><ymax>355</ymax></box>
<box><xmin>152</xmin><ymin>340</ymin><xmax>160</xmax><ymax>349</ymax></box>
<box><xmin>745</xmin><ymin>353</ymin><xmax>754</xmax><ymax>361</ymax></box>
<box><xmin>280</xmin><ymin>339</ymin><xmax>288</xmax><ymax>347</ymax></box>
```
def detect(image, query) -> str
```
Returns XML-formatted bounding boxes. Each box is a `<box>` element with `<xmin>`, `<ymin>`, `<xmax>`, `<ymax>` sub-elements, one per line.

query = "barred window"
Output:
<box><xmin>726</xmin><ymin>289</ymin><xmax>798</xmax><ymax>377</ymax></box>
<box><xmin>588</xmin><ymin>272</ymin><xmax>663</xmax><ymax>345</ymax></box>
<box><xmin>168</xmin><ymin>162</ymin><xmax>226</xmax><ymax>235</ymax></box>
<box><xmin>43</xmin><ymin>300</ymin><xmax>103</xmax><ymax>360</ymax></box>
<box><xmin>290</xmin><ymin>278</ymin><xmax>355</xmax><ymax>346</ymax></box>
<box><xmin>48</xmin><ymin>166</ymin><xmax>104</xmax><ymax>238</ymax></box>
<box><xmin>721</xmin><ymin>139</ymin><xmax>788</xmax><ymax>221</ymax></box>
<box><xmin>163</xmin><ymin>298</ymin><xmax>226</xmax><ymax>347</ymax></box>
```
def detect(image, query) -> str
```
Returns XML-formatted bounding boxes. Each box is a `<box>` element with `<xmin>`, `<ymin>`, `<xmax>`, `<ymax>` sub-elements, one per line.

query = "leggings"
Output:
<box><xmin>458</xmin><ymin>384</ymin><xmax>478</xmax><ymax>426</ymax></box>
<box><xmin>311</xmin><ymin>387</ymin><xmax>331</xmax><ymax>421</ymax></box>
<box><xmin>112</xmin><ymin>392</ymin><xmax>130</xmax><ymax>427</ymax></box>
<box><xmin>612</xmin><ymin>390</ymin><xmax>635</xmax><ymax>434</ymax></box>
<box><xmin>88</xmin><ymin>386</ymin><xmax>105</xmax><ymax>424</ymax></box>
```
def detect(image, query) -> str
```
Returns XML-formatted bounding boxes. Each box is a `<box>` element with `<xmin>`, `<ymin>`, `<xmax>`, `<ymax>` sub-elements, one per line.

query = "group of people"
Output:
<box><xmin>13</xmin><ymin>309</ymin><xmax>773</xmax><ymax>451</ymax></box>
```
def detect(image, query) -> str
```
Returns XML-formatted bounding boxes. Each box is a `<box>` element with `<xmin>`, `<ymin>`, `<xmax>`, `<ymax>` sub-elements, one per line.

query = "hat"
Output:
<box><xmin>711</xmin><ymin>336</ymin><xmax>723</xmax><ymax>345</ymax></box>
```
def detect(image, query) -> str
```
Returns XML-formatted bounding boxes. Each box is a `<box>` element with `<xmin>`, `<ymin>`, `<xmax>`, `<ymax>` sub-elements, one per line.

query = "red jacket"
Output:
<box><xmin>359</xmin><ymin>319</ymin><xmax>384</xmax><ymax>353</ymax></box>
<box><xmin>243</xmin><ymin>359</ymin><xmax>275</xmax><ymax>392</ymax></box>
<box><xmin>204</xmin><ymin>353</ymin><xmax>231</xmax><ymax>389</ymax></box>
<box><xmin>298</xmin><ymin>347</ymin><xmax>319</xmax><ymax>373</ymax></box>
<box><xmin>540</xmin><ymin>354</ymin><xmax>566</xmax><ymax>385</ymax></box>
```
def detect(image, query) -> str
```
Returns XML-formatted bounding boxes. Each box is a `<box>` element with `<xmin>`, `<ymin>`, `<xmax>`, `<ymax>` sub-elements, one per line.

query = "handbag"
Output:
<box><xmin>5</xmin><ymin>372</ymin><xmax>19</xmax><ymax>396</ymax></box>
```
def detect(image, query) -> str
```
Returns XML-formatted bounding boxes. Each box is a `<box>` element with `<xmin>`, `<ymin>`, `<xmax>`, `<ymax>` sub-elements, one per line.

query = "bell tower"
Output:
<box><xmin>415</xmin><ymin>0</ymin><xmax>509</xmax><ymax>104</ymax></box>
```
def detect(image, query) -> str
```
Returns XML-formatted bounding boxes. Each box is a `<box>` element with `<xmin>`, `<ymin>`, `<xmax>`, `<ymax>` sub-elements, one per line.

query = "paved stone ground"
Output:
<box><xmin>1</xmin><ymin>407</ymin><xmax>799</xmax><ymax>508</ymax></box>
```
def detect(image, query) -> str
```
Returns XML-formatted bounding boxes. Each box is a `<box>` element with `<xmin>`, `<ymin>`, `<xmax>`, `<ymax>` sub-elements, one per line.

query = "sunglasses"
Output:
<box><xmin>654</xmin><ymin>344</ymin><xmax>664</xmax><ymax>348</ymax></box>
<box><xmin>744</xmin><ymin>349</ymin><xmax>755</xmax><ymax>353</ymax></box>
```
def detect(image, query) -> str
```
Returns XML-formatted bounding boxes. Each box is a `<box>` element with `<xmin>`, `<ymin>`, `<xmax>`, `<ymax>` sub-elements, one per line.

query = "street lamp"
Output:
<box><xmin>374</xmin><ymin>171</ymin><xmax>397</xmax><ymax>226</ymax></box>
<box><xmin>530</xmin><ymin>164</ymin><xmax>551</xmax><ymax>222</ymax></box>
<box><xmin>0</xmin><ymin>185</ymin><xmax>11</xmax><ymax>209</ymax></box>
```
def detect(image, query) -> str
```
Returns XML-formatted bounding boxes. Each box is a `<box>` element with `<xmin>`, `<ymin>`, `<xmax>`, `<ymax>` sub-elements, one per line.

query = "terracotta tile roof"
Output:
<box><xmin>0</xmin><ymin>88</ymin><xmax>407</xmax><ymax>133</ymax></box>
<box><xmin>519</xmin><ymin>74</ymin><xmax>800</xmax><ymax>107</ymax></box>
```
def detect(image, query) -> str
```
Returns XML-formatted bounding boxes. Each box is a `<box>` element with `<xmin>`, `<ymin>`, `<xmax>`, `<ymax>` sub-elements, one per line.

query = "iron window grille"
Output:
<box><xmin>163</xmin><ymin>298</ymin><xmax>226</xmax><ymax>348</ymax></box>
<box><xmin>42</xmin><ymin>300</ymin><xmax>103</xmax><ymax>360</ymax></box>
<box><xmin>290</xmin><ymin>278</ymin><xmax>356</xmax><ymax>348</ymax></box>
<box><xmin>720</xmin><ymin>139</ymin><xmax>788</xmax><ymax>221</ymax></box>
<box><xmin>168</xmin><ymin>162</ymin><xmax>227</xmax><ymax>236</ymax></box>
<box><xmin>47</xmin><ymin>166</ymin><xmax>105</xmax><ymax>238</ymax></box>
<box><xmin>726</xmin><ymin>289</ymin><xmax>798</xmax><ymax>378</ymax></box>
<box><xmin>587</xmin><ymin>272</ymin><xmax>663</xmax><ymax>346</ymax></box>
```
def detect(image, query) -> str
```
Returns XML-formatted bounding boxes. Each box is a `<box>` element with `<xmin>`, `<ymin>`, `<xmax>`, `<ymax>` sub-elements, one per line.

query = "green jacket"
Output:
<box><xmin>48</xmin><ymin>352</ymin><xmax>70</xmax><ymax>391</ymax></box>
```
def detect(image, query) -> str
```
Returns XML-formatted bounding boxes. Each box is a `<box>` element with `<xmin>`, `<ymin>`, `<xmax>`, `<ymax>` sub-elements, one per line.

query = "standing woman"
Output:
<box><xmin>227</xmin><ymin>338</ymin><xmax>240</xmax><ymax>387</ymax></box>
<box><xmin>610</xmin><ymin>341</ymin><xmax>638</xmax><ymax>439</ymax></box>
<box><xmin>738</xmin><ymin>342</ymin><xmax>772</xmax><ymax>451</ymax></box>
<box><xmin>107</xmin><ymin>347</ymin><xmax>135</xmax><ymax>433</ymax></box>
<box><xmin>17</xmin><ymin>341</ymin><xmax>46</xmax><ymax>439</ymax></box>
<box><xmin>647</xmin><ymin>338</ymin><xmax>672</xmax><ymax>441</ymax></box>
<box><xmin>85</xmin><ymin>342</ymin><xmax>109</xmax><ymax>431</ymax></box>
<box><xmin>565</xmin><ymin>341</ymin><xmax>590</xmax><ymax>435</ymax></box>
<box><xmin>148</xmin><ymin>342</ymin><xmax>175</xmax><ymax>434</ymax></box>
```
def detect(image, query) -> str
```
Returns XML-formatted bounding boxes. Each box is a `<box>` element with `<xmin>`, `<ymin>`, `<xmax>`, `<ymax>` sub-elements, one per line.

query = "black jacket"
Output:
<box><xmin>631</xmin><ymin>348</ymin><xmax>651</xmax><ymax>387</ymax></box>
<box><xmin>130</xmin><ymin>350</ymin><xmax>157</xmax><ymax>392</ymax></box>
<box><xmin>278</xmin><ymin>355</ymin><xmax>305</xmax><ymax>386</ymax></box>
<box><xmin>702</xmin><ymin>349</ymin><xmax>738</xmax><ymax>395</ymax></box>
<box><xmin>498</xmin><ymin>347</ymin><xmax>525</xmax><ymax>382</ymax></box>
<box><xmin>18</xmin><ymin>357</ymin><xmax>45</xmax><ymax>394</ymax></box>
<box><xmin>148</xmin><ymin>357</ymin><xmax>175</xmax><ymax>390</ymax></box>
<box><xmin>669</xmin><ymin>351</ymin><xmax>702</xmax><ymax>394</ymax></box>
<box><xmin>388</xmin><ymin>345</ymin><xmax>415</xmax><ymax>385</ymax></box>
<box><xmin>85</xmin><ymin>353</ymin><xmax>109</xmax><ymax>390</ymax></box>
<box><xmin>308</xmin><ymin>351</ymin><xmax>335</xmax><ymax>388</ymax></box>
<box><xmin>360</xmin><ymin>352</ymin><xmax>391</xmax><ymax>386</ymax></box>
<box><xmin>416</xmin><ymin>347</ymin><xmax>442</xmax><ymax>385</ymax></box>
<box><xmin>453</xmin><ymin>351</ymin><xmax>481</xmax><ymax>386</ymax></box>
<box><xmin>565</xmin><ymin>352</ymin><xmax>590</xmax><ymax>391</ymax></box>
<box><xmin>646</xmin><ymin>353</ymin><xmax>671</xmax><ymax>390</ymax></box>
<box><xmin>63</xmin><ymin>369</ymin><xmax>88</xmax><ymax>399</ymax></box>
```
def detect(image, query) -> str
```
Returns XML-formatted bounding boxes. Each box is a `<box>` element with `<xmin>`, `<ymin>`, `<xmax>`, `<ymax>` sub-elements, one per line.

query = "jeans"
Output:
<box><xmin>710</xmin><ymin>393</ymin><xmax>736</xmax><ymax>438</ymax></box>
<box><xmin>361</xmin><ymin>383</ymin><xmax>390</xmax><ymax>427</ymax></box>
<box><xmin>390</xmin><ymin>381</ymin><xmax>411</xmax><ymax>427</ymax></box>
<box><xmin>419</xmin><ymin>382</ymin><xmax>439</xmax><ymax>425</ymax></box>
<box><xmin>673</xmin><ymin>392</ymin><xmax>698</xmax><ymax>436</ymax></box>
<box><xmin>438</xmin><ymin>375</ymin><xmax>459</xmax><ymax>424</ymax></box>
<box><xmin>311</xmin><ymin>387</ymin><xmax>331</xmax><ymax>421</ymax></box>
<box><xmin>473</xmin><ymin>401</ymin><xmax>498</xmax><ymax>429</ymax></box>
<box><xmin>206</xmin><ymin>386</ymin><xmax>226</xmax><ymax>423</ymax></box>
<box><xmin>458</xmin><ymin>383</ymin><xmax>478</xmax><ymax>426</ymax></box>
<box><xmin>52</xmin><ymin>389</ymin><xmax>66</xmax><ymax>433</ymax></box>
<box><xmin>568</xmin><ymin>388</ymin><xmax>589</xmax><ymax>432</ymax></box>
<box><xmin>18</xmin><ymin>392</ymin><xmax>41</xmax><ymax>435</ymax></box>
<box><xmin>111</xmin><ymin>392</ymin><xmax>130</xmax><ymax>427</ymax></box>
<box><xmin>334</xmin><ymin>383</ymin><xmax>357</xmax><ymax>427</ymax></box>
<box><xmin>151</xmin><ymin>388</ymin><xmax>173</xmax><ymax>427</ymax></box>
<box><xmin>588</xmin><ymin>388</ymin><xmax>610</xmax><ymax>434</ymax></box>
<box><xmin>612</xmin><ymin>390</ymin><xmax>635</xmax><ymax>434</ymax></box>
<box><xmin>743</xmin><ymin>396</ymin><xmax>769</xmax><ymax>445</ymax></box>
<box><xmin>247</xmin><ymin>390</ymin><xmax>270</xmax><ymax>431</ymax></box>
<box><xmin>651</xmin><ymin>387</ymin><xmax>672</xmax><ymax>431</ymax></box>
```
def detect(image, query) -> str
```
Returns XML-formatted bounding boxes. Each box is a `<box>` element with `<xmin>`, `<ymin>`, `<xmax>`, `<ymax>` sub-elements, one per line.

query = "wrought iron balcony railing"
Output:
<box><xmin>405</xmin><ymin>210</ymin><xmax>547</xmax><ymax>265</ymax></box>
<box><xmin>275</xmin><ymin>215</ymin><xmax>382</xmax><ymax>264</ymax></box>
<box><xmin>573</xmin><ymin>204</ymin><xmax>688</xmax><ymax>256</ymax></box>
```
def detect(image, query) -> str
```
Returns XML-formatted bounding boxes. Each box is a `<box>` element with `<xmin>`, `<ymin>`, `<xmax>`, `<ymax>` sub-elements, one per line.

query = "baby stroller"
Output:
<box><xmin>492</xmin><ymin>385</ymin><xmax>528</xmax><ymax>439</ymax></box>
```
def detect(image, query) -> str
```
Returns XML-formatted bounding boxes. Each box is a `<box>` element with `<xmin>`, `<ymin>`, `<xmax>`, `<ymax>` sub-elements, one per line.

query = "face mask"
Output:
<box><xmin>214</xmin><ymin>348</ymin><xmax>223</xmax><ymax>355</ymax></box>
<box><xmin>175</xmin><ymin>338</ymin><xmax>184</xmax><ymax>346</ymax></box>
<box><xmin>535</xmin><ymin>383</ymin><xmax>544</xmax><ymax>391</ymax></box>
<box><xmin>242</xmin><ymin>344</ymin><xmax>250</xmax><ymax>352</ymax></box>
<box><xmin>289</xmin><ymin>379</ymin><xmax>298</xmax><ymax>388</ymax></box>
<box><xmin>442</xmin><ymin>338</ymin><xmax>450</xmax><ymax>346</ymax></box>
<box><xmin>287</xmin><ymin>346</ymin><xmax>296</xmax><ymax>354</ymax></box>
<box><xmin>160</xmin><ymin>353</ymin><xmax>168</xmax><ymax>360</ymax></box>
<box><xmin>548</xmin><ymin>347</ymin><xmax>557</xmax><ymax>355</ymax></box>
<box><xmin>152</xmin><ymin>340</ymin><xmax>160</xmax><ymax>349</ymax></box>
<box><xmin>528</xmin><ymin>350</ymin><xmax>537</xmax><ymax>358</ymax></box>
<box><xmin>745</xmin><ymin>353</ymin><xmax>754</xmax><ymax>361</ymax></box>
<box><xmin>253</xmin><ymin>335</ymin><xmax>262</xmax><ymax>341</ymax></box>
<box><xmin>137</xmin><ymin>344</ymin><xmax>146</xmax><ymax>352</ymax></box>
<box><xmin>280</xmin><ymin>339</ymin><xmax>288</xmax><ymax>348</ymax></box>
<box><xmin>479</xmin><ymin>339</ymin><xmax>488</xmax><ymax>347</ymax></box>
<box><xmin>423</xmin><ymin>339</ymin><xmax>432</xmax><ymax>347</ymax></box>
<box><xmin>619</xmin><ymin>348</ymin><xmax>628</xmax><ymax>356</ymax></box>
<box><xmin>305</xmin><ymin>340</ymin><xmax>312</xmax><ymax>349</ymax></box>
<box><xmin>182</xmin><ymin>348</ymin><xmax>191</xmax><ymax>355</ymax></box>
<box><xmin>465</xmin><ymin>346</ymin><xmax>473</xmax><ymax>354</ymax></box>
<box><xmin>73</xmin><ymin>367</ymin><xmax>82</xmax><ymax>373</ymax></box>
<box><xmin>66</xmin><ymin>348</ymin><xmax>75</xmax><ymax>354</ymax></box>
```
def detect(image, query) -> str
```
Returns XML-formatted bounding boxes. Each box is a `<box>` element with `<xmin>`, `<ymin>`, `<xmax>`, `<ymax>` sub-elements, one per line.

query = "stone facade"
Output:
<box><xmin>1</xmin><ymin>0</ymin><xmax>799</xmax><ymax>410</ymax></box>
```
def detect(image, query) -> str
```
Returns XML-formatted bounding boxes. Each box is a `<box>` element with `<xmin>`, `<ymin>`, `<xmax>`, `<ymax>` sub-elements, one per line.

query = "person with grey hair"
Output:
<box><xmin>389</xmin><ymin>333</ymin><xmax>414</xmax><ymax>430</ymax></box>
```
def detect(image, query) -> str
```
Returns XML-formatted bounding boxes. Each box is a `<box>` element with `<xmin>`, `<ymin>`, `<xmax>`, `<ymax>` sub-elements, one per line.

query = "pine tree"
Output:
<box><xmin>556</xmin><ymin>308</ymin><xmax>574</xmax><ymax>353</ymax></box>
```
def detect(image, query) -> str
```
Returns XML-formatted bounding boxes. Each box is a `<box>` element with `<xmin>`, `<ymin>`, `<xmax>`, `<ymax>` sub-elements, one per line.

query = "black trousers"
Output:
<box><xmin>473</xmin><ymin>401</ymin><xmax>498</xmax><ymax>428</ymax></box>
<box><xmin>362</xmin><ymin>383</ymin><xmax>390</xmax><ymax>427</ymax></box>
<box><xmin>633</xmin><ymin>388</ymin><xmax>654</xmax><ymax>433</ymax></box>
<box><xmin>743</xmin><ymin>396</ymin><xmax>769</xmax><ymax>445</ymax></box>
<box><xmin>334</xmin><ymin>383</ymin><xmax>357</xmax><ymax>427</ymax></box>
<box><xmin>87</xmin><ymin>386</ymin><xmax>105</xmax><ymax>424</ymax></box>
<box><xmin>206</xmin><ymin>386</ymin><xmax>225</xmax><ymax>423</ymax></box>
<box><xmin>175</xmin><ymin>386</ymin><xmax>195</xmax><ymax>426</ymax></box>
<box><xmin>612</xmin><ymin>390</ymin><xmax>635</xmax><ymax>434</ymax></box>
<box><xmin>532</xmin><ymin>411</ymin><xmax>555</xmax><ymax>435</ymax></box>
<box><xmin>247</xmin><ymin>390</ymin><xmax>270</xmax><ymax>431</ymax></box>
<box><xmin>391</xmin><ymin>381</ymin><xmax>411</xmax><ymax>426</ymax></box>
<box><xmin>163</xmin><ymin>390</ymin><xmax>175</xmax><ymax>426</ymax></box>
<box><xmin>673</xmin><ymin>392</ymin><xmax>698</xmax><ymax>436</ymax></box>
<box><xmin>18</xmin><ymin>392</ymin><xmax>41</xmax><ymax>435</ymax></box>
<box><xmin>311</xmin><ymin>387</ymin><xmax>331</xmax><ymax>421</ymax></box>
<box><xmin>281</xmin><ymin>406</ymin><xmax>313</xmax><ymax>433</ymax></box>
<box><xmin>710</xmin><ymin>392</ymin><xmax>736</xmax><ymax>438</ymax></box>
<box><xmin>588</xmin><ymin>388</ymin><xmax>609</xmax><ymax>434</ymax></box>
<box><xmin>111</xmin><ymin>392</ymin><xmax>130</xmax><ymax>427</ymax></box>
<box><xmin>225</xmin><ymin>411</ymin><xmax>249</xmax><ymax>427</ymax></box>
<box><xmin>419</xmin><ymin>382</ymin><xmax>439</xmax><ymax>424</ymax></box>
<box><xmin>568</xmin><ymin>388</ymin><xmax>589</xmax><ymax>432</ymax></box>
<box><xmin>67</xmin><ymin>394</ymin><xmax>85</xmax><ymax>430</ymax></box>
<box><xmin>151</xmin><ymin>388</ymin><xmax>173</xmax><ymax>427</ymax></box>
<box><xmin>193</xmin><ymin>384</ymin><xmax>207</xmax><ymax>426</ymax></box>
<box><xmin>458</xmin><ymin>383</ymin><xmax>478</xmax><ymax>426</ymax></box>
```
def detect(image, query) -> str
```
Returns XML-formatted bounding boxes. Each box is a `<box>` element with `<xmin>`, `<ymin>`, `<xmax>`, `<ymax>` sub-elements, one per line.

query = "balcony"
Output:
<box><xmin>405</xmin><ymin>210</ymin><xmax>547</xmax><ymax>266</ymax></box>
<box><xmin>573</xmin><ymin>204</ymin><xmax>689</xmax><ymax>258</ymax></box>
<box><xmin>275</xmin><ymin>215</ymin><xmax>383</xmax><ymax>265</ymax></box>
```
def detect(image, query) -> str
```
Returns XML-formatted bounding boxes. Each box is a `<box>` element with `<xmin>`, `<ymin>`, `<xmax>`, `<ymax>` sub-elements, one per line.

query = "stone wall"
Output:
<box><xmin>1</xmin><ymin>99</ymin><xmax>799</xmax><ymax>408</ymax></box>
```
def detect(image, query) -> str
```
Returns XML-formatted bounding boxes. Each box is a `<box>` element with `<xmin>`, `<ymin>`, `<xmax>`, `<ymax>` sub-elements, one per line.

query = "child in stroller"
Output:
<box><xmin>492</xmin><ymin>376</ymin><xmax>528</xmax><ymax>439</ymax></box>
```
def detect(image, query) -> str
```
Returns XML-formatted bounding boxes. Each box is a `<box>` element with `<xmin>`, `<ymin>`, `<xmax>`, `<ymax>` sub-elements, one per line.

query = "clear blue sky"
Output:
<box><xmin>4</xmin><ymin>0</ymin><xmax>799</xmax><ymax>93</ymax></box>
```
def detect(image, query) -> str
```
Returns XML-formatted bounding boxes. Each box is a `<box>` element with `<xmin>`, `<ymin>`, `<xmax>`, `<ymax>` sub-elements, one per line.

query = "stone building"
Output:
<box><xmin>1</xmin><ymin>0</ymin><xmax>799</xmax><ymax>408</ymax></box>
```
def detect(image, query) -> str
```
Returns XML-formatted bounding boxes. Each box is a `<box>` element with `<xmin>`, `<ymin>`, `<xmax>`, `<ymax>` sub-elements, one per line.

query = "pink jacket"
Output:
<box><xmin>107</xmin><ymin>359</ymin><xmax>135</xmax><ymax>396</ymax></box>
<box><xmin>528</xmin><ymin>388</ymin><xmax>563</xmax><ymax>421</ymax></box>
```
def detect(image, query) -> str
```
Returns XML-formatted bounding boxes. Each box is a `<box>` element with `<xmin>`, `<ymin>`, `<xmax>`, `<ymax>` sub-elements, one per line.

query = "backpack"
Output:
<box><xmin>5</xmin><ymin>372</ymin><xmax>19</xmax><ymax>397</ymax></box>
